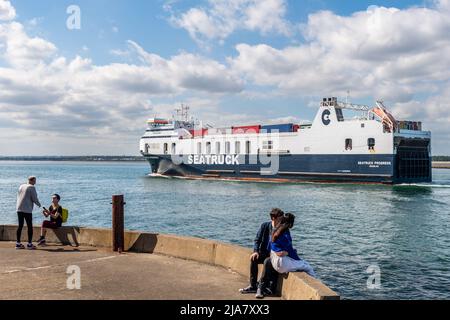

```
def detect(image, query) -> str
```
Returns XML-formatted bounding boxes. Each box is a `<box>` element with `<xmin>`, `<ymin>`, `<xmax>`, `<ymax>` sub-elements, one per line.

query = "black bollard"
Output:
<box><xmin>112</xmin><ymin>195</ymin><xmax>125</xmax><ymax>253</ymax></box>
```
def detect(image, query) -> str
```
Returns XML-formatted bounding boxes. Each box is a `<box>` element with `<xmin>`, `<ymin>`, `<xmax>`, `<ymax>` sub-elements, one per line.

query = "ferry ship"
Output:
<box><xmin>140</xmin><ymin>98</ymin><xmax>432</xmax><ymax>184</ymax></box>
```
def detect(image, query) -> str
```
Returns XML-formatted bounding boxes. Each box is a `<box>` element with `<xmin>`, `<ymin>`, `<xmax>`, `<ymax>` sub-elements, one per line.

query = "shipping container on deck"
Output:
<box><xmin>208</xmin><ymin>128</ymin><xmax>232</xmax><ymax>135</ymax></box>
<box><xmin>261</xmin><ymin>123</ymin><xmax>294</xmax><ymax>133</ymax></box>
<box><xmin>232</xmin><ymin>125</ymin><xmax>261</xmax><ymax>134</ymax></box>
<box><xmin>189</xmin><ymin>129</ymin><xmax>208</xmax><ymax>137</ymax></box>
<box><xmin>397</xmin><ymin>121</ymin><xmax>422</xmax><ymax>131</ymax></box>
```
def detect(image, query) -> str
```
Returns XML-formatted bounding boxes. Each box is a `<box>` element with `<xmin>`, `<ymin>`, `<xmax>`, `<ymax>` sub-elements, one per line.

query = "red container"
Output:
<box><xmin>190</xmin><ymin>129</ymin><xmax>208</xmax><ymax>137</ymax></box>
<box><xmin>232</xmin><ymin>125</ymin><xmax>261</xmax><ymax>134</ymax></box>
<box><xmin>293</xmin><ymin>125</ymin><xmax>300</xmax><ymax>132</ymax></box>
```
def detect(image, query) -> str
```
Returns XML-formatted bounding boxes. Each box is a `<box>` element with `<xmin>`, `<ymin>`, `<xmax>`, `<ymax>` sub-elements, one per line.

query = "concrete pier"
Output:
<box><xmin>0</xmin><ymin>225</ymin><xmax>339</xmax><ymax>300</ymax></box>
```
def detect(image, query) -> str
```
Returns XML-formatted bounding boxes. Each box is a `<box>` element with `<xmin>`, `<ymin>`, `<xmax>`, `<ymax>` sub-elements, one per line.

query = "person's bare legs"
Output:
<box><xmin>40</xmin><ymin>225</ymin><xmax>47</xmax><ymax>238</ymax></box>
<box><xmin>38</xmin><ymin>222</ymin><xmax>48</xmax><ymax>245</ymax></box>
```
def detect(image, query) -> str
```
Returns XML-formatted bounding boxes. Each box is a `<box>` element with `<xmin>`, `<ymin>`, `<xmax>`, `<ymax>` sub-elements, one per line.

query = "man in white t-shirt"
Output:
<box><xmin>16</xmin><ymin>176</ymin><xmax>41</xmax><ymax>250</ymax></box>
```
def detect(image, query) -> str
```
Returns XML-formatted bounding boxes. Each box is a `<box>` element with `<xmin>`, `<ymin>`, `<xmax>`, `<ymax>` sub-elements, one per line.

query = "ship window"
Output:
<box><xmin>368</xmin><ymin>138</ymin><xmax>376</xmax><ymax>150</ymax></box>
<box><xmin>145</xmin><ymin>144</ymin><xmax>149</xmax><ymax>154</ymax></box>
<box><xmin>171</xmin><ymin>143</ymin><xmax>176</xmax><ymax>154</ymax></box>
<box><xmin>163</xmin><ymin>143</ymin><xmax>168</xmax><ymax>155</ymax></box>
<box><xmin>206</xmin><ymin>142</ymin><xmax>211</xmax><ymax>154</ymax></box>
<box><xmin>345</xmin><ymin>139</ymin><xmax>352</xmax><ymax>151</ymax></box>
<box><xmin>197</xmin><ymin>142</ymin><xmax>202</xmax><ymax>154</ymax></box>
<box><xmin>263</xmin><ymin>141</ymin><xmax>273</xmax><ymax>150</ymax></box>
<box><xmin>246</xmin><ymin>141</ymin><xmax>251</xmax><ymax>154</ymax></box>
<box><xmin>216</xmin><ymin>142</ymin><xmax>221</xmax><ymax>154</ymax></box>
<box><xmin>336</xmin><ymin>108</ymin><xmax>344</xmax><ymax>122</ymax></box>
<box><xmin>235</xmin><ymin>141</ymin><xmax>241</xmax><ymax>154</ymax></box>
<box><xmin>225</xmin><ymin>142</ymin><xmax>231</xmax><ymax>154</ymax></box>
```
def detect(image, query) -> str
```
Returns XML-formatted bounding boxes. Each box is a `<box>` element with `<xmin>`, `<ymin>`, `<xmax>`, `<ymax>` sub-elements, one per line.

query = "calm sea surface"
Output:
<box><xmin>1</xmin><ymin>161</ymin><xmax>449</xmax><ymax>300</ymax></box>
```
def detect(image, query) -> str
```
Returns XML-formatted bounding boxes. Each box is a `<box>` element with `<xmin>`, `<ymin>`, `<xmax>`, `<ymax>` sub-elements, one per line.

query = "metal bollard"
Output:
<box><xmin>112</xmin><ymin>195</ymin><xmax>125</xmax><ymax>253</ymax></box>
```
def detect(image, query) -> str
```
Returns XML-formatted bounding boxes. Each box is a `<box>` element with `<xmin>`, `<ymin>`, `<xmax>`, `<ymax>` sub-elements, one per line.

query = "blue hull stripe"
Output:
<box><xmin>144</xmin><ymin>153</ymin><xmax>404</xmax><ymax>183</ymax></box>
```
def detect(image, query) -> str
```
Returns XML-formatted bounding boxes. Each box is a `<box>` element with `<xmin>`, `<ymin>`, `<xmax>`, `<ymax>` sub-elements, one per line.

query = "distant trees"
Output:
<box><xmin>433</xmin><ymin>156</ymin><xmax>450</xmax><ymax>162</ymax></box>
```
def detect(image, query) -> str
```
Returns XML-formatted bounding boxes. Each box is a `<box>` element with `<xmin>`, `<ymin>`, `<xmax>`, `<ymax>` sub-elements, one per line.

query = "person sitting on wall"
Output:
<box><xmin>239</xmin><ymin>208</ymin><xmax>284</xmax><ymax>298</ymax></box>
<box><xmin>37</xmin><ymin>194</ymin><xmax>63</xmax><ymax>246</ymax></box>
<box><xmin>269</xmin><ymin>213</ymin><xmax>316</xmax><ymax>278</ymax></box>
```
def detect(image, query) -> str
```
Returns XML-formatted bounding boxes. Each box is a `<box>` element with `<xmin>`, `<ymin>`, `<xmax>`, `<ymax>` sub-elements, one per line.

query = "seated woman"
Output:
<box><xmin>270</xmin><ymin>213</ymin><xmax>316</xmax><ymax>277</ymax></box>
<box><xmin>37</xmin><ymin>194</ymin><xmax>63</xmax><ymax>246</ymax></box>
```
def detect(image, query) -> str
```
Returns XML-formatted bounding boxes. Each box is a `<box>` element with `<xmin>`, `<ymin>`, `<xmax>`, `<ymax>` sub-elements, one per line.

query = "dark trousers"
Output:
<box><xmin>250</xmin><ymin>254</ymin><xmax>278</xmax><ymax>290</ymax></box>
<box><xmin>258</xmin><ymin>257</ymin><xmax>278</xmax><ymax>291</ymax></box>
<box><xmin>17</xmin><ymin>212</ymin><xmax>33</xmax><ymax>243</ymax></box>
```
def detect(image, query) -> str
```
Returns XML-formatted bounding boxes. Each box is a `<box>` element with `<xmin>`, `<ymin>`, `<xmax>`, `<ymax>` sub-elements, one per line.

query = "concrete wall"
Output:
<box><xmin>0</xmin><ymin>225</ymin><xmax>339</xmax><ymax>300</ymax></box>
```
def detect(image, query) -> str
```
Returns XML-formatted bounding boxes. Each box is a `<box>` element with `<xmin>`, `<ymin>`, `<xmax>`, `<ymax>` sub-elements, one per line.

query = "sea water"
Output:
<box><xmin>0</xmin><ymin>161</ymin><xmax>449</xmax><ymax>299</ymax></box>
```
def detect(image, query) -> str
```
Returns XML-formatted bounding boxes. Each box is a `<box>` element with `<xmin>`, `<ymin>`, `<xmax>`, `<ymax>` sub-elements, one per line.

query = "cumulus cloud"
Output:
<box><xmin>0</xmin><ymin>40</ymin><xmax>243</xmax><ymax>133</ymax></box>
<box><xmin>225</xmin><ymin>1</ymin><xmax>450</xmax><ymax>152</ymax></box>
<box><xmin>170</xmin><ymin>0</ymin><xmax>293</xmax><ymax>45</ymax></box>
<box><xmin>0</xmin><ymin>0</ymin><xmax>15</xmax><ymax>21</ymax></box>
<box><xmin>390</xmin><ymin>84</ymin><xmax>450</xmax><ymax>154</ymax></box>
<box><xmin>0</xmin><ymin>22</ymin><xmax>57</xmax><ymax>68</ymax></box>
<box><xmin>2</xmin><ymin>0</ymin><xmax>450</xmax><ymax>154</ymax></box>
<box><xmin>230</xmin><ymin>2</ymin><xmax>450</xmax><ymax>103</ymax></box>
<box><xmin>0</xmin><ymin>4</ymin><xmax>243</xmax><ymax>155</ymax></box>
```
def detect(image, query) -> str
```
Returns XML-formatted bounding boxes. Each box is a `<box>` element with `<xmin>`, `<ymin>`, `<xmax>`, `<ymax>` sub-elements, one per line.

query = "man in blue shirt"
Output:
<box><xmin>239</xmin><ymin>208</ymin><xmax>284</xmax><ymax>297</ymax></box>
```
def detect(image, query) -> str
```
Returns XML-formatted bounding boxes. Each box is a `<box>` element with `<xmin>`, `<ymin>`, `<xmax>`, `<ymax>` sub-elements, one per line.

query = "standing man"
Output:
<box><xmin>239</xmin><ymin>208</ymin><xmax>284</xmax><ymax>298</ymax></box>
<box><xmin>16</xmin><ymin>176</ymin><xmax>41</xmax><ymax>250</ymax></box>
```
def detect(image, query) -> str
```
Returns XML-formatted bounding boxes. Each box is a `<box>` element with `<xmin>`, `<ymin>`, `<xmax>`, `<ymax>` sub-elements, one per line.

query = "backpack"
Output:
<box><xmin>61</xmin><ymin>208</ymin><xmax>69</xmax><ymax>223</ymax></box>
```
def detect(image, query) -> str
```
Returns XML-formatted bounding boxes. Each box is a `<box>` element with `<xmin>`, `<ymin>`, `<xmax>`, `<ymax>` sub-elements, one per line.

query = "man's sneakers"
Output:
<box><xmin>255</xmin><ymin>287</ymin><xmax>265</xmax><ymax>299</ymax></box>
<box><xmin>264</xmin><ymin>288</ymin><xmax>276</xmax><ymax>297</ymax></box>
<box><xmin>15</xmin><ymin>242</ymin><xmax>36</xmax><ymax>250</ymax></box>
<box><xmin>15</xmin><ymin>242</ymin><xmax>25</xmax><ymax>250</ymax></box>
<box><xmin>241</xmin><ymin>284</ymin><xmax>277</xmax><ymax>299</ymax></box>
<box><xmin>255</xmin><ymin>286</ymin><xmax>276</xmax><ymax>299</ymax></box>
<box><xmin>239</xmin><ymin>285</ymin><xmax>257</xmax><ymax>294</ymax></box>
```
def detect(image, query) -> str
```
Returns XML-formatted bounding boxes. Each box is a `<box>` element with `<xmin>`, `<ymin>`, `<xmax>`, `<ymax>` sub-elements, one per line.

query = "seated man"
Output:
<box><xmin>239</xmin><ymin>208</ymin><xmax>284</xmax><ymax>298</ymax></box>
<box><xmin>37</xmin><ymin>194</ymin><xmax>63</xmax><ymax>246</ymax></box>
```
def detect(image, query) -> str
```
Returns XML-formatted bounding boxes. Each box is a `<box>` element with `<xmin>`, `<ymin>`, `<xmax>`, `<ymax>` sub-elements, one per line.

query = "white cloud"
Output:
<box><xmin>0</xmin><ymin>22</ymin><xmax>57</xmax><ymax>68</ymax></box>
<box><xmin>171</xmin><ymin>0</ymin><xmax>293</xmax><ymax>45</ymax></box>
<box><xmin>227</xmin><ymin>1</ymin><xmax>450</xmax><ymax>153</ymax></box>
<box><xmin>0</xmin><ymin>7</ymin><xmax>244</xmax><ymax>155</ymax></box>
<box><xmin>0</xmin><ymin>0</ymin><xmax>15</xmax><ymax>21</ymax></box>
<box><xmin>230</xmin><ymin>2</ymin><xmax>450</xmax><ymax>104</ymax></box>
<box><xmin>391</xmin><ymin>84</ymin><xmax>450</xmax><ymax>153</ymax></box>
<box><xmin>2</xmin><ymin>0</ymin><xmax>450</xmax><ymax>154</ymax></box>
<box><xmin>28</xmin><ymin>17</ymin><xmax>43</xmax><ymax>27</ymax></box>
<box><xmin>244</xmin><ymin>0</ymin><xmax>291</xmax><ymax>35</ymax></box>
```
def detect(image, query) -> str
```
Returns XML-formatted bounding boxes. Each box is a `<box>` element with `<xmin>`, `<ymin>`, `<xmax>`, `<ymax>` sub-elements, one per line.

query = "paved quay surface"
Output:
<box><xmin>0</xmin><ymin>242</ymin><xmax>278</xmax><ymax>300</ymax></box>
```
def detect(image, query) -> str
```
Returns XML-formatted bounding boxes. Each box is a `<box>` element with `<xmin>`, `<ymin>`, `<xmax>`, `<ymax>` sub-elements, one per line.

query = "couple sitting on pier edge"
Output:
<box><xmin>15</xmin><ymin>176</ymin><xmax>65</xmax><ymax>249</ymax></box>
<box><xmin>240</xmin><ymin>208</ymin><xmax>316</xmax><ymax>299</ymax></box>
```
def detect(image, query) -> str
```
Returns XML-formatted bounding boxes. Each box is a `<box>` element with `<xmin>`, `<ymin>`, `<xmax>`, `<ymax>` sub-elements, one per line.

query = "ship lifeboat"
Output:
<box><xmin>370</xmin><ymin>103</ymin><xmax>397</xmax><ymax>133</ymax></box>
<box><xmin>147</xmin><ymin>118</ymin><xmax>169</xmax><ymax>125</ymax></box>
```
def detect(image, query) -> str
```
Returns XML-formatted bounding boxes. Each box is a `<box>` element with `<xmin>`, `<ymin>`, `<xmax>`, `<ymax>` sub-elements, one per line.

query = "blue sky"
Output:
<box><xmin>1</xmin><ymin>0</ymin><xmax>449</xmax><ymax>155</ymax></box>
<box><xmin>11</xmin><ymin>0</ymin><xmax>424</xmax><ymax>63</ymax></box>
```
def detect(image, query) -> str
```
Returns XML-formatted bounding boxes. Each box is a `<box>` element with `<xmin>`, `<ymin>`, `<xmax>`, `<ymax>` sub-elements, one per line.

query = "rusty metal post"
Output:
<box><xmin>112</xmin><ymin>195</ymin><xmax>125</xmax><ymax>253</ymax></box>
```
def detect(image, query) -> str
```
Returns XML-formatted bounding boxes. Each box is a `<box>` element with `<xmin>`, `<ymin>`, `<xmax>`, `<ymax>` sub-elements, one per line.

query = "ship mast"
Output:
<box><xmin>176</xmin><ymin>104</ymin><xmax>190</xmax><ymax>122</ymax></box>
